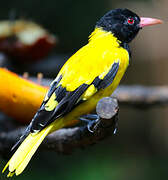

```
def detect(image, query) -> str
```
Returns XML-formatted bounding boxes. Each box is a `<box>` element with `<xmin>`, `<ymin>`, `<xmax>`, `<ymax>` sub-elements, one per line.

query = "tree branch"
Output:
<box><xmin>113</xmin><ymin>85</ymin><xmax>168</xmax><ymax>108</ymax></box>
<box><xmin>0</xmin><ymin>97</ymin><xmax>119</xmax><ymax>156</ymax></box>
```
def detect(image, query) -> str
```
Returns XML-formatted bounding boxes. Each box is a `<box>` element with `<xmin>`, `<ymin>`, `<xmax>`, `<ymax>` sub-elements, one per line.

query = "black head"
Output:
<box><xmin>96</xmin><ymin>8</ymin><xmax>141</xmax><ymax>43</ymax></box>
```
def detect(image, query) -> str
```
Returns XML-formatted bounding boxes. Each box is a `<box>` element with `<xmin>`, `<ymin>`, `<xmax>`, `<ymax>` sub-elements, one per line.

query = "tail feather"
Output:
<box><xmin>2</xmin><ymin>124</ymin><xmax>53</xmax><ymax>176</ymax></box>
<box><xmin>15</xmin><ymin>127</ymin><xmax>51</xmax><ymax>175</ymax></box>
<box><xmin>11</xmin><ymin>124</ymin><xmax>32</xmax><ymax>152</ymax></box>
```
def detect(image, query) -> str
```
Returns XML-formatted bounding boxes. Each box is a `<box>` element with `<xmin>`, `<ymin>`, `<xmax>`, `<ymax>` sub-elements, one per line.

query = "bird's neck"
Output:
<box><xmin>89</xmin><ymin>27</ymin><xmax>121</xmax><ymax>46</ymax></box>
<box><xmin>89</xmin><ymin>27</ymin><xmax>130</xmax><ymax>56</ymax></box>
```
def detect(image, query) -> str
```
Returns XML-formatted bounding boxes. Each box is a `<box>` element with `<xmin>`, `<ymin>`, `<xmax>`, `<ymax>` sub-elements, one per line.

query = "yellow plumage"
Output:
<box><xmin>2</xmin><ymin>27</ymin><xmax>129</xmax><ymax>176</ymax></box>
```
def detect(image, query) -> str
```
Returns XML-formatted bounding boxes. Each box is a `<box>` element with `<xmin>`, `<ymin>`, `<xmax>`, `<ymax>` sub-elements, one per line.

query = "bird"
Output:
<box><xmin>2</xmin><ymin>8</ymin><xmax>162</xmax><ymax>177</ymax></box>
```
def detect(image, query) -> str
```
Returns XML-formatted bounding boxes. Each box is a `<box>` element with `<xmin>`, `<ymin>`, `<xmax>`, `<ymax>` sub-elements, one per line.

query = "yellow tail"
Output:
<box><xmin>2</xmin><ymin>120</ymin><xmax>63</xmax><ymax>177</ymax></box>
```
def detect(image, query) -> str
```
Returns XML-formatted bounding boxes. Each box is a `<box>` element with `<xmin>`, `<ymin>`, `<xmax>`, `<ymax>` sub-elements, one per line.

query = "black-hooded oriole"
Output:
<box><xmin>2</xmin><ymin>8</ymin><xmax>162</xmax><ymax>177</ymax></box>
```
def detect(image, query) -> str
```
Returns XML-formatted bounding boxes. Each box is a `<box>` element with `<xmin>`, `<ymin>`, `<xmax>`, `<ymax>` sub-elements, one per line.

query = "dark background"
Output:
<box><xmin>1</xmin><ymin>0</ymin><xmax>168</xmax><ymax>179</ymax></box>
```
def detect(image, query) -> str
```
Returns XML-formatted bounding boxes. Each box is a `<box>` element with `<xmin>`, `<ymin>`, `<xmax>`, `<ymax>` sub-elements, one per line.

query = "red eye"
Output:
<box><xmin>127</xmin><ymin>18</ymin><xmax>134</xmax><ymax>25</ymax></box>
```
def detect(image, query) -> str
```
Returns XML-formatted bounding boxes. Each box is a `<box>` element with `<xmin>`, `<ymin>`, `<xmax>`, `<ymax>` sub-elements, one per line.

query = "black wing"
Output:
<box><xmin>30</xmin><ymin>62</ymin><xmax>119</xmax><ymax>132</ymax></box>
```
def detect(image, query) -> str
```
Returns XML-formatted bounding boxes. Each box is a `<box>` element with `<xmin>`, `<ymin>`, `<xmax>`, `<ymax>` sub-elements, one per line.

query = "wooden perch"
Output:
<box><xmin>0</xmin><ymin>97</ymin><xmax>119</xmax><ymax>156</ymax></box>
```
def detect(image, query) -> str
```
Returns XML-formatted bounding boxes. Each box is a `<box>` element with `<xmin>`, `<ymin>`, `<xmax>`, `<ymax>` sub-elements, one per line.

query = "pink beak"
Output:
<box><xmin>140</xmin><ymin>17</ymin><xmax>163</xmax><ymax>28</ymax></box>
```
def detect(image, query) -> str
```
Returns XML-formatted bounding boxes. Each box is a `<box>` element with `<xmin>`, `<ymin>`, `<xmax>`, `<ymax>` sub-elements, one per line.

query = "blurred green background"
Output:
<box><xmin>1</xmin><ymin>0</ymin><xmax>168</xmax><ymax>179</ymax></box>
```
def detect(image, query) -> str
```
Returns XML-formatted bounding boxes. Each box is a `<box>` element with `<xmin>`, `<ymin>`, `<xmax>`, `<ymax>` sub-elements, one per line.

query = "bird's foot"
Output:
<box><xmin>79</xmin><ymin>114</ymin><xmax>100</xmax><ymax>133</ymax></box>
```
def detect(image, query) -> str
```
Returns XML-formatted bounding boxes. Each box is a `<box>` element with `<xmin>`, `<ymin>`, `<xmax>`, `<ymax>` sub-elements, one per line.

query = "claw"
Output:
<box><xmin>79</xmin><ymin>114</ymin><xmax>100</xmax><ymax>133</ymax></box>
<box><xmin>113</xmin><ymin>127</ymin><xmax>117</xmax><ymax>134</ymax></box>
<box><xmin>87</xmin><ymin>120</ymin><xmax>96</xmax><ymax>133</ymax></box>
